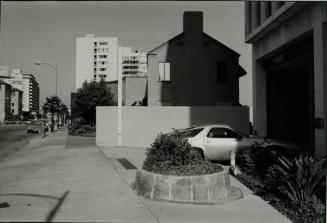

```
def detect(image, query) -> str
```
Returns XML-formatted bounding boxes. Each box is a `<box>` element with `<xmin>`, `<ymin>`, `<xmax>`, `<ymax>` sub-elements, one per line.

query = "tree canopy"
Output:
<box><xmin>72</xmin><ymin>79</ymin><xmax>114</xmax><ymax>125</ymax></box>
<box><xmin>42</xmin><ymin>96</ymin><xmax>67</xmax><ymax>129</ymax></box>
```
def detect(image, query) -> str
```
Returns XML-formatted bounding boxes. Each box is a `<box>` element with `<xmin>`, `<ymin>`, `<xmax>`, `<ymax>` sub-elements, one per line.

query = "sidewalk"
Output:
<box><xmin>0</xmin><ymin>131</ymin><xmax>292</xmax><ymax>222</ymax></box>
<box><xmin>0</xmin><ymin>131</ymin><xmax>155</xmax><ymax>222</ymax></box>
<box><xmin>100</xmin><ymin>146</ymin><xmax>292</xmax><ymax>223</ymax></box>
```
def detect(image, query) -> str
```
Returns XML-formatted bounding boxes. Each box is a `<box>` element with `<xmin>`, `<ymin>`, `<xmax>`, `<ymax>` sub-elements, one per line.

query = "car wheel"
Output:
<box><xmin>190</xmin><ymin>147</ymin><xmax>205</xmax><ymax>159</ymax></box>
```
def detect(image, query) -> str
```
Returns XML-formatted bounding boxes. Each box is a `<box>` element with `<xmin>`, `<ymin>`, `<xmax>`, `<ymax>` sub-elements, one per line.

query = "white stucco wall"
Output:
<box><xmin>96</xmin><ymin>106</ymin><xmax>250</xmax><ymax>147</ymax></box>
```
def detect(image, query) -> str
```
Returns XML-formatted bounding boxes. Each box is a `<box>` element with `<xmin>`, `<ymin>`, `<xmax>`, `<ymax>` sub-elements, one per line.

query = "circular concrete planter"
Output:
<box><xmin>135</xmin><ymin>167</ymin><xmax>242</xmax><ymax>204</ymax></box>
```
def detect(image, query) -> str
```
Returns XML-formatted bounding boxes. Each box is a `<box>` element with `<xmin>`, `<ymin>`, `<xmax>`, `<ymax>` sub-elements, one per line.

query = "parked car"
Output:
<box><xmin>171</xmin><ymin>125</ymin><xmax>301</xmax><ymax>161</ymax></box>
<box><xmin>27</xmin><ymin>120</ymin><xmax>42</xmax><ymax>134</ymax></box>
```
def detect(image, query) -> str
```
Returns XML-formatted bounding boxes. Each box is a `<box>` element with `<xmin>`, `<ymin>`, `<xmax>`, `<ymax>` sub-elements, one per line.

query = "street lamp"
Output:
<box><xmin>35</xmin><ymin>60</ymin><xmax>58</xmax><ymax>96</ymax></box>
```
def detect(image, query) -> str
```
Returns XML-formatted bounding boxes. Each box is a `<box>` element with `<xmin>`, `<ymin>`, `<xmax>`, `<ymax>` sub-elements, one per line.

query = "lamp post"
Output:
<box><xmin>35</xmin><ymin>60</ymin><xmax>58</xmax><ymax>131</ymax></box>
<box><xmin>35</xmin><ymin>61</ymin><xmax>58</xmax><ymax>96</ymax></box>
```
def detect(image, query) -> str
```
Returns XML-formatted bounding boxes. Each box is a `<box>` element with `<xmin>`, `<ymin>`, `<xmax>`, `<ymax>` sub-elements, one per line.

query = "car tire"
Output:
<box><xmin>190</xmin><ymin>147</ymin><xmax>205</xmax><ymax>159</ymax></box>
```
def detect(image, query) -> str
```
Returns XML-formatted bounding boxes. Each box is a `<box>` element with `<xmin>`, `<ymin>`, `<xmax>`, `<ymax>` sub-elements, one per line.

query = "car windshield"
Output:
<box><xmin>31</xmin><ymin>120</ymin><xmax>41</xmax><ymax>125</ymax></box>
<box><xmin>180</xmin><ymin>128</ymin><xmax>204</xmax><ymax>138</ymax></box>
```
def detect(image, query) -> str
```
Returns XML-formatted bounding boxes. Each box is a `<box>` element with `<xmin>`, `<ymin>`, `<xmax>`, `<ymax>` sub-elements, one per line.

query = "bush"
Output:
<box><xmin>236</xmin><ymin>142</ymin><xmax>282</xmax><ymax>179</ymax></box>
<box><xmin>68</xmin><ymin>118</ymin><xmax>95</xmax><ymax>136</ymax></box>
<box><xmin>266</xmin><ymin>156</ymin><xmax>325</xmax><ymax>208</ymax></box>
<box><xmin>236</xmin><ymin>144</ymin><xmax>326</xmax><ymax>223</ymax></box>
<box><xmin>143</xmin><ymin>131</ymin><xmax>223</xmax><ymax>176</ymax></box>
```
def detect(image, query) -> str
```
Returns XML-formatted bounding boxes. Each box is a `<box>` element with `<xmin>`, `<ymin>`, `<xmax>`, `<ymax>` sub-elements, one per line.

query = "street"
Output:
<box><xmin>0</xmin><ymin>125</ymin><xmax>37</xmax><ymax>161</ymax></box>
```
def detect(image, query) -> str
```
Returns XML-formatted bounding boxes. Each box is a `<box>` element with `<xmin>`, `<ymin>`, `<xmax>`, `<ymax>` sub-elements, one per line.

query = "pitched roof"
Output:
<box><xmin>148</xmin><ymin>33</ymin><xmax>184</xmax><ymax>54</ymax></box>
<box><xmin>238</xmin><ymin>65</ymin><xmax>247</xmax><ymax>77</ymax></box>
<box><xmin>203</xmin><ymin>33</ymin><xmax>240</xmax><ymax>57</ymax></box>
<box><xmin>147</xmin><ymin>32</ymin><xmax>240</xmax><ymax>57</ymax></box>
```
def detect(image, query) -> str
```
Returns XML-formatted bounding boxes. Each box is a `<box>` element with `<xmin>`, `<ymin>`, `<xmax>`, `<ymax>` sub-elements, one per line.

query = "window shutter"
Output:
<box><xmin>165</xmin><ymin>63</ymin><xmax>170</xmax><ymax>81</ymax></box>
<box><xmin>159</xmin><ymin>63</ymin><xmax>164</xmax><ymax>81</ymax></box>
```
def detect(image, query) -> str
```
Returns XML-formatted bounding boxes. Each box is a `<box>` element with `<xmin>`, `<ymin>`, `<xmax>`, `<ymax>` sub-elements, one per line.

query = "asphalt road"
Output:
<box><xmin>0</xmin><ymin>125</ymin><xmax>37</xmax><ymax>160</ymax></box>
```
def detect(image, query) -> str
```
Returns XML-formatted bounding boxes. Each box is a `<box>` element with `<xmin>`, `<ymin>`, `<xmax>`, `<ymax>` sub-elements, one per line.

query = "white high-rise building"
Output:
<box><xmin>22</xmin><ymin>74</ymin><xmax>39</xmax><ymax>114</ymax></box>
<box><xmin>76</xmin><ymin>34</ymin><xmax>119</xmax><ymax>90</ymax></box>
<box><xmin>75</xmin><ymin>34</ymin><xmax>148</xmax><ymax>90</ymax></box>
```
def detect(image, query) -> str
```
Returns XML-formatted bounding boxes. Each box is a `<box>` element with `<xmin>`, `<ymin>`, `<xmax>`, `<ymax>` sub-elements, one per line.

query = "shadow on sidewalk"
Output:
<box><xmin>0</xmin><ymin>191</ymin><xmax>70</xmax><ymax>222</ymax></box>
<box><xmin>65</xmin><ymin>134</ymin><xmax>95</xmax><ymax>149</ymax></box>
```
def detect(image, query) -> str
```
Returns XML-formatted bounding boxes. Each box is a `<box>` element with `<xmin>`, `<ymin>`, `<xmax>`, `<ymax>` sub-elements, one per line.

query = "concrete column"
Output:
<box><xmin>313</xmin><ymin>22</ymin><xmax>326</xmax><ymax>158</ymax></box>
<box><xmin>253</xmin><ymin>47</ymin><xmax>267</xmax><ymax>137</ymax></box>
<box><xmin>245</xmin><ymin>1</ymin><xmax>252</xmax><ymax>36</ymax></box>
<box><xmin>271</xmin><ymin>1</ymin><xmax>283</xmax><ymax>14</ymax></box>
<box><xmin>251</xmin><ymin>2</ymin><xmax>260</xmax><ymax>31</ymax></box>
<box><xmin>260</xmin><ymin>2</ymin><xmax>271</xmax><ymax>22</ymax></box>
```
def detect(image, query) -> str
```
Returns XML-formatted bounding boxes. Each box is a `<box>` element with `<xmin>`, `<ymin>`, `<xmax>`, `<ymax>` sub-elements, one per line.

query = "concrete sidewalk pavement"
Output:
<box><xmin>0</xmin><ymin>131</ymin><xmax>292</xmax><ymax>222</ymax></box>
<box><xmin>0</xmin><ymin>130</ymin><xmax>156</xmax><ymax>222</ymax></box>
<box><xmin>100</xmin><ymin>146</ymin><xmax>292</xmax><ymax>223</ymax></box>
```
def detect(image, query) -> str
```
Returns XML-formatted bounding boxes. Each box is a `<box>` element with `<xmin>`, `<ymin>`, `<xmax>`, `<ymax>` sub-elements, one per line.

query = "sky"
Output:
<box><xmin>0</xmin><ymin>1</ymin><xmax>252</xmax><ymax>109</ymax></box>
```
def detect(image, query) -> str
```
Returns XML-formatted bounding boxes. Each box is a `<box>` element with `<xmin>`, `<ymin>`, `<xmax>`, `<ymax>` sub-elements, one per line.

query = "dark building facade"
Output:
<box><xmin>147</xmin><ymin>12</ymin><xmax>246</xmax><ymax>106</ymax></box>
<box><xmin>245</xmin><ymin>2</ymin><xmax>326</xmax><ymax>158</ymax></box>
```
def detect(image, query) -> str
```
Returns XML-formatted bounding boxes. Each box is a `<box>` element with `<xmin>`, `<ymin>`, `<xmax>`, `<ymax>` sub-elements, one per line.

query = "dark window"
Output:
<box><xmin>217</xmin><ymin>62</ymin><xmax>228</xmax><ymax>83</ymax></box>
<box><xmin>207</xmin><ymin>128</ymin><xmax>239</xmax><ymax>138</ymax></box>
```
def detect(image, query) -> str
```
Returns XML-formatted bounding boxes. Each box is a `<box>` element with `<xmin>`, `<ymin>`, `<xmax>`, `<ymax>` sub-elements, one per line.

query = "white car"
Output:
<box><xmin>175</xmin><ymin>125</ymin><xmax>301</xmax><ymax>161</ymax></box>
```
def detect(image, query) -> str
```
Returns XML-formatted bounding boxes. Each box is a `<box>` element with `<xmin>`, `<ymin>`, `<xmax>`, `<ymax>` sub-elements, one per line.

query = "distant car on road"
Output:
<box><xmin>27</xmin><ymin>120</ymin><xmax>42</xmax><ymax>134</ymax></box>
<box><xmin>171</xmin><ymin>125</ymin><xmax>301</xmax><ymax>161</ymax></box>
<box><xmin>24</xmin><ymin>120</ymin><xmax>32</xmax><ymax>125</ymax></box>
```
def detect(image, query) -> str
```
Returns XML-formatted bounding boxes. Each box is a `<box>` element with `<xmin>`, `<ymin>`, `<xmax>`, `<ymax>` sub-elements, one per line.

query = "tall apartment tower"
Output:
<box><xmin>76</xmin><ymin>34</ymin><xmax>119</xmax><ymax>89</ymax></box>
<box><xmin>75</xmin><ymin>34</ymin><xmax>148</xmax><ymax>90</ymax></box>
<box><xmin>121</xmin><ymin>47</ymin><xmax>147</xmax><ymax>76</ymax></box>
<box><xmin>22</xmin><ymin>74</ymin><xmax>39</xmax><ymax>114</ymax></box>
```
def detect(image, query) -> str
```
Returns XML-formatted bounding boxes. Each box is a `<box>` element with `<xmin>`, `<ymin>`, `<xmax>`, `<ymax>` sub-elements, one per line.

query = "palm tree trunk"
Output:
<box><xmin>51</xmin><ymin>113</ymin><xmax>55</xmax><ymax>132</ymax></box>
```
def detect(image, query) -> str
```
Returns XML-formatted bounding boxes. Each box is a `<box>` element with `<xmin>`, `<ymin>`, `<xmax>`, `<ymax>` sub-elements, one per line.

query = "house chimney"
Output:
<box><xmin>183</xmin><ymin>11</ymin><xmax>203</xmax><ymax>46</ymax></box>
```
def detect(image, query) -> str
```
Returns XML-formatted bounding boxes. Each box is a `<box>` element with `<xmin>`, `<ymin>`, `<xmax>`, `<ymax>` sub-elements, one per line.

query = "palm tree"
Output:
<box><xmin>58</xmin><ymin>104</ymin><xmax>69</xmax><ymax>126</ymax></box>
<box><xmin>42</xmin><ymin>96</ymin><xmax>61</xmax><ymax>131</ymax></box>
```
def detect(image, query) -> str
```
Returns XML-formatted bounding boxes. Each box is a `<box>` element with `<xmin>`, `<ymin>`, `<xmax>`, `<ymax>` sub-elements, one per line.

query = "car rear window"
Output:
<box><xmin>181</xmin><ymin>128</ymin><xmax>204</xmax><ymax>138</ymax></box>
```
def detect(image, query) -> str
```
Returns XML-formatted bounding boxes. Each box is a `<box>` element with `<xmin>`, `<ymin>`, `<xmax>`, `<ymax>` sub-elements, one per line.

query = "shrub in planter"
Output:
<box><xmin>267</xmin><ymin>155</ymin><xmax>326</xmax><ymax>205</ymax></box>
<box><xmin>68</xmin><ymin>118</ymin><xmax>95</xmax><ymax>136</ymax></box>
<box><xmin>143</xmin><ymin>131</ymin><xmax>222</xmax><ymax>176</ymax></box>
<box><xmin>236</xmin><ymin>141</ymin><xmax>282</xmax><ymax>179</ymax></box>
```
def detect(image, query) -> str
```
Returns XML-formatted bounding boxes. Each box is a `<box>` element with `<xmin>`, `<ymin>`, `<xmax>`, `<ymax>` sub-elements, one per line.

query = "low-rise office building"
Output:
<box><xmin>0</xmin><ymin>80</ymin><xmax>12</xmax><ymax>122</ymax></box>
